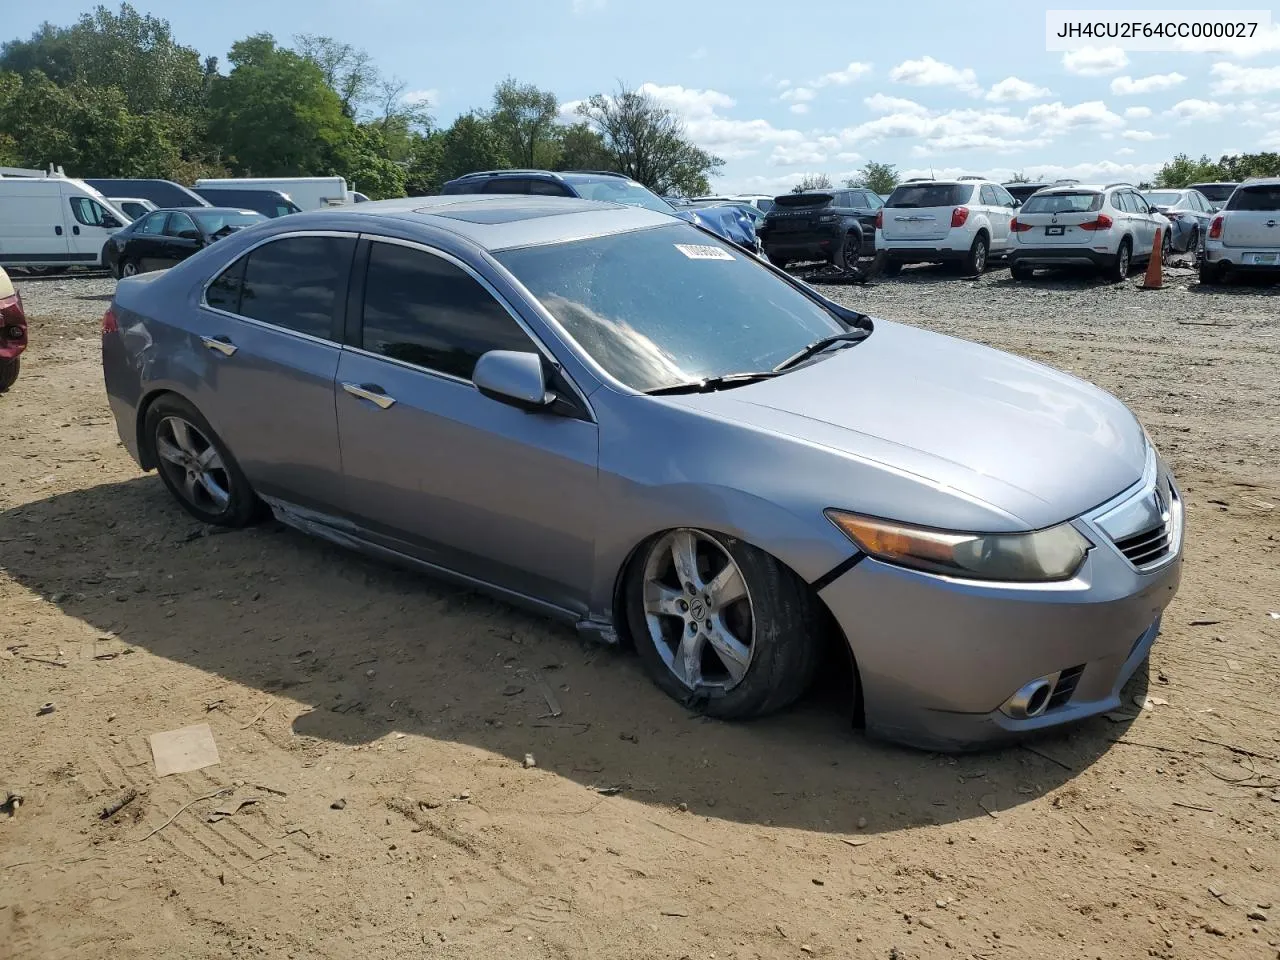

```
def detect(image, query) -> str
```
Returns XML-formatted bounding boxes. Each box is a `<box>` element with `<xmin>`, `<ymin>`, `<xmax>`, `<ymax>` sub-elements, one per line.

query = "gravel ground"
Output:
<box><xmin>2</xmin><ymin>266</ymin><xmax>1279</xmax><ymax>960</ymax></box>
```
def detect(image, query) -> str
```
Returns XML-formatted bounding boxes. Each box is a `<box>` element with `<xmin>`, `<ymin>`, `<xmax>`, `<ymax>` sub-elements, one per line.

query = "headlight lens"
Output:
<box><xmin>825</xmin><ymin>510</ymin><xmax>1091</xmax><ymax>582</ymax></box>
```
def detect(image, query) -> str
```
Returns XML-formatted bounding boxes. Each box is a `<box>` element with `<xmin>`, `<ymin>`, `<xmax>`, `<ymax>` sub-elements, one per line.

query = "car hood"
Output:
<box><xmin>680</xmin><ymin>319</ymin><xmax>1147</xmax><ymax>529</ymax></box>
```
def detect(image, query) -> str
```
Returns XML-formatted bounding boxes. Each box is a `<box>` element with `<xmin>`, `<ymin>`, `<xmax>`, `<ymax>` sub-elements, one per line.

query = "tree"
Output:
<box><xmin>489</xmin><ymin>77</ymin><xmax>560</xmax><ymax>168</ymax></box>
<box><xmin>293</xmin><ymin>33</ymin><xmax>378</xmax><ymax>119</ymax></box>
<box><xmin>1006</xmin><ymin>170</ymin><xmax>1031</xmax><ymax>184</ymax></box>
<box><xmin>1217</xmin><ymin>152</ymin><xmax>1280</xmax><ymax>181</ymax></box>
<box><xmin>438</xmin><ymin>113</ymin><xmax>508</xmax><ymax>182</ymax></box>
<box><xmin>845</xmin><ymin>161</ymin><xmax>897</xmax><ymax>195</ymax></box>
<box><xmin>403</xmin><ymin>130</ymin><xmax>445</xmax><ymax>195</ymax></box>
<box><xmin>207</xmin><ymin>34</ymin><xmax>351</xmax><ymax>176</ymax></box>
<box><xmin>576</xmin><ymin>84</ymin><xmax>723</xmax><ymax>195</ymax></box>
<box><xmin>791</xmin><ymin>173</ymin><xmax>833</xmax><ymax>193</ymax></box>
<box><xmin>553</xmin><ymin>121</ymin><xmax>609</xmax><ymax>171</ymax></box>
<box><xmin>1154</xmin><ymin>153</ymin><xmax>1225</xmax><ymax>188</ymax></box>
<box><xmin>332</xmin><ymin>124</ymin><xmax>406</xmax><ymax>199</ymax></box>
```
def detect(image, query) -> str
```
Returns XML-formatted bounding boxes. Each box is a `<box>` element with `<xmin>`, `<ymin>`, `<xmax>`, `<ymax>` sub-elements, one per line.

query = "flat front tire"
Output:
<box><xmin>144</xmin><ymin>394</ymin><xmax>261</xmax><ymax>527</ymax></box>
<box><xmin>626</xmin><ymin>528</ymin><xmax>823</xmax><ymax>719</ymax></box>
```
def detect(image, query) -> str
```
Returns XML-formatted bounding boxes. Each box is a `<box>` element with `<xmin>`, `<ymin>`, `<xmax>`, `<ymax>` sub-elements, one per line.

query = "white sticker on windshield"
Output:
<box><xmin>674</xmin><ymin>243</ymin><xmax>735</xmax><ymax>261</ymax></box>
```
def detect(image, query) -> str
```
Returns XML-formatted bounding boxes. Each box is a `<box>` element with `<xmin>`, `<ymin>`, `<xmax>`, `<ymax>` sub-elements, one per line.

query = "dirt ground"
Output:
<box><xmin>2</xmin><ymin>266</ymin><xmax>1279</xmax><ymax>960</ymax></box>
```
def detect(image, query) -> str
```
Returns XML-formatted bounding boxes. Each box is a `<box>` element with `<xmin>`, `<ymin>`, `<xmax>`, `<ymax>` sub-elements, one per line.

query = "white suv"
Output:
<box><xmin>1200</xmin><ymin>178</ymin><xmax>1280</xmax><ymax>284</ymax></box>
<box><xmin>1007</xmin><ymin>184</ymin><xmax>1171</xmax><ymax>283</ymax></box>
<box><xmin>875</xmin><ymin>178</ymin><xmax>1019</xmax><ymax>275</ymax></box>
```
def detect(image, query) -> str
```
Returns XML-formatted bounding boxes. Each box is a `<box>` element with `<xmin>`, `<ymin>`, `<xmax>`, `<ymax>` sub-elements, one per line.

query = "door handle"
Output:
<box><xmin>201</xmin><ymin>335</ymin><xmax>238</xmax><ymax>356</ymax></box>
<box><xmin>55</xmin><ymin>226</ymin><xmax>63</xmax><ymax>236</ymax></box>
<box><xmin>342</xmin><ymin>382</ymin><xmax>396</xmax><ymax>409</ymax></box>
<box><xmin>73</xmin><ymin>225</ymin><xmax>80</xmax><ymax>235</ymax></box>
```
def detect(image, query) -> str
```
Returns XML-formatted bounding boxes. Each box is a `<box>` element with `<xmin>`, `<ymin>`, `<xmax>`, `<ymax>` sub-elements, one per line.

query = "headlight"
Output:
<box><xmin>825</xmin><ymin>510</ymin><xmax>1091</xmax><ymax>582</ymax></box>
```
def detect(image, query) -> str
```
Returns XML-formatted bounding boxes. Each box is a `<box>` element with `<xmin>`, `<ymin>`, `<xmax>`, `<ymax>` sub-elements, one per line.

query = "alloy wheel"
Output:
<box><xmin>641</xmin><ymin>529</ymin><xmax>755</xmax><ymax>691</ymax></box>
<box><xmin>1118</xmin><ymin>244</ymin><xmax>1131</xmax><ymax>275</ymax></box>
<box><xmin>1162</xmin><ymin>230</ymin><xmax>1173</xmax><ymax>263</ymax></box>
<box><xmin>155</xmin><ymin>416</ymin><xmax>231</xmax><ymax>513</ymax></box>
<box><xmin>121</xmin><ymin>261</ymin><xmax>138</xmax><ymax>278</ymax></box>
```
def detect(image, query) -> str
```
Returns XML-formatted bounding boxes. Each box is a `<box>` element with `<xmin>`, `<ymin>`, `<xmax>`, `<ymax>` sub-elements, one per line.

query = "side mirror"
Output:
<box><xmin>473</xmin><ymin>350</ymin><xmax>554</xmax><ymax>412</ymax></box>
<box><xmin>102</xmin><ymin>214</ymin><xmax>122</xmax><ymax>228</ymax></box>
<box><xmin>1011</xmin><ymin>199</ymin><xmax>1022</xmax><ymax>209</ymax></box>
<box><xmin>178</xmin><ymin>229</ymin><xmax>202</xmax><ymax>242</ymax></box>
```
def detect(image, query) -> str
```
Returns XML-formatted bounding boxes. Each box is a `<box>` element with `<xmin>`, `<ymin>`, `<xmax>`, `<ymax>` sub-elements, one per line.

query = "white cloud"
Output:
<box><xmin>1210</xmin><ymin>62</ymin><xmax>1280</xmax><ymax>95</ymax></box>
<box><xmin>813</xmin><ymin>62</ymin><xmax>873</xmax><ymax>87</ymax></box>
<box><xmin>985</xmin><ymin>77</ymin><xmax>1052</xmax><ymax>102</ymax></box>
<box><xmin>1124</xmin><ymin>106</ymin><xmax>1153</xmax><ymax>120</ymax></box>
<box><xmin>1110</xmin><ymin>73</ymin><xmax>1187</xmax><ymax>95</ymax></box>
<box><xmin>1116</xmin><ymin>147</ymin><xmax>1137</xmax><ymax>156</ymax></box>
<box><xmin>769</xmin><ymin>144</ymin><xmax>833</xmax><ymax>166</ymax></box>
<box><xmin>402</xmin><ymin>89</ymin><xmax>438</xmax><ymax>107</ymax></box>
<box><xmin>917</xmin><ymin>133</ymin><xmax>1050</xmax><ymax>153</ymax></box>
<box><xmin>1025</xmin><ymin>100</ymin><xmax>1125</xmax><ymax>132</ymax></box>
<box><xmin>779</xmin><ymin>86</ymin><xmax>815</xmax><ymax>103</ymax></box>
<box><xmin>863</xmin><ymin>93</ymin><xmax>929</xmax><ymax>115</ymax></box>
<box><xmin>1061</xmin><ymin>47</ymin><xmax>1129</xmax><ymax>76</ymax></box>
<box><xmin>1165</xmin><ymin>98</ymin><xmax>1237</xmax><ymax>122</ymax></box>
<box><xmin>897</xmin><ymin>159</ymin><xmax>1159</xmax><ymax>186</ymax></box>
<box><xmin>1120</xmin><ymin>129</ymin><xmax>1167</xmax><ymax>141</ymax></box>
<box><xmin>789</xmin><ymin>103</ymin><xmax>809</xmax><ymax>115</ymax></box>
<box><xmin>889</xmin><ymin>56</ymin><xmax>980</xmax><ymax>94</ymax></box>
<box><xmin>1172</xmin><ymin>23</ymin><xmax>1280</xmax><ymax>58</ymax></box>
<box><xmin>637</xmin><ymin>82</ymin><xmax>805</xmax><ymax>161</ymax></box>
<box><xmin>639</xmin><ymin>82</ymin><xmax>734</xmax><ymax>118</ymax></box>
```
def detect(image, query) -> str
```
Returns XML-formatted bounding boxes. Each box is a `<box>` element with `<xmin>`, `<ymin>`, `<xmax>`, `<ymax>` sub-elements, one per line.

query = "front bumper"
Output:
<box><xmin>1008</xmin><ymin>247</ymin><xmax>1116</xmax><ymax>268</ymax></box>
<box><xmin>818</xmin><ymin>472</ymin><xmax>1184</xmax><ymax>751</ymax></box>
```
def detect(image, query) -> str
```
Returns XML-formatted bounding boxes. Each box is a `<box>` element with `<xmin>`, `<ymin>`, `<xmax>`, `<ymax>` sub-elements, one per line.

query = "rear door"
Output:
<box><xmin>882</xmin><ymin>183</ymin><xmax>970</xmax><ymax>242</ymax></box>
<box><xmin>1220</xmin><ymin>183</ymin><xmax>1280</xmax><ymax>261</ymax></box>
<box><xmin>1010</xmin><ymin>190</ymin><xmax>1103</xmax><ymax>248</ymax></box>
<box><xmin>193</xmin><ymin>232</ymin><xmax>356</xmax><ymax>512</ymax></box>
<box><xmin>334</xmin><ymin>238</ymin><xmax>599</xmax><ymax>612</ymax></box>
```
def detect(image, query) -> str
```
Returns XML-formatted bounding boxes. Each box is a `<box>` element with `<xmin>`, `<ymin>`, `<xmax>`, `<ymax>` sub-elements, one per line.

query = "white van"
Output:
<box><xmin>193</xmin><ymin>176</ymin><xmax>351</xmax><ymax>212</ymax></box>
<box><xmin>0</xmin><ymin>177</ymin><xmax>128</xmax><ymax>269</ymax></box>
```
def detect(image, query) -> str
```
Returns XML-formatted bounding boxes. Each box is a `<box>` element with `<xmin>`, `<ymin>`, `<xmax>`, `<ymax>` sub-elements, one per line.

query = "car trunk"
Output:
<box><xmin>881</xmin><ymin>184</ymin><xmax>971</xmax><ymax>242</ymax></box>
<box><xmin>1221</xmin><ymin>185</ymin><xmax>1280</xmax><ymax>252</ymax></box>
<box><xmin>765</xmin><ymin>193</ymin><xmax>834</xmax><ymax>235</ymax></box>
<box><xmin>1012</xmin><ymin>191</ymin><xmax>1104</xmax><ymax>248</ymax></box>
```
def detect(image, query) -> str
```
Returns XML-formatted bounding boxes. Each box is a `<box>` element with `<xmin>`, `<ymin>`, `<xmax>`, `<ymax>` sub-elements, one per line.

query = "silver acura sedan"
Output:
<box><xmin>101</xmin><ymin>195</ymin><xmax>1183</xmax><ymax>750</ymax></box>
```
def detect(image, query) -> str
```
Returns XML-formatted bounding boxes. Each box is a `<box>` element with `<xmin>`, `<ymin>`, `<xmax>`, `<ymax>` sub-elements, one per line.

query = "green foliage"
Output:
<box><xmin>403</xmin><ymin>131</ymin><xmax>445</xmax><ymax>196</ymax></box>
<box><xmin>1217</xmin><ymin>152</ymin><xmax>1280</xmax><ymax>181</ymax></box>
<box><xmin>1154</xmin><ymin>153</ymin><xmax>1225</xmax><ymax>187</ymax></box>
<box><xmin>791</xmin><ymin>173</ymin><xmax>832</xmax><ymax>193</ymax></box>
<box><xmin>553</xmin><ymin>122</ymin><xmax>609</xmax><ymax>171</ymax></box>
<box><xmin>1006</xmin><ymin>170</ymin><xmax>1031</xmax><ymax>184</ymax></box>
<box><xmin>845</xmin><ymin>161</ymin><xmax>897</xmax><ymax>194</ymax></box>
<box><xmin>438</xmin><ymin>113</ymin><xmax>509</xmax><ymax>183</ymax></box>
<box><xmin>489</xmin><ymin>77</ymin><xmax>560</xmax><ymax>169</ymax></box>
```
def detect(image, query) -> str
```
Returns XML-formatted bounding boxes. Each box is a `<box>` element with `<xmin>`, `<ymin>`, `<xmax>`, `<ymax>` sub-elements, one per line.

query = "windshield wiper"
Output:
<box><xmin>773</xmin><ymin>331</ymin><xmax>870</xmax><ymax>372</ymax></box>
<box><xmin>646</xmin><ymin>371</ymin><xmax>781</xmax><ymax>395</ymax></box>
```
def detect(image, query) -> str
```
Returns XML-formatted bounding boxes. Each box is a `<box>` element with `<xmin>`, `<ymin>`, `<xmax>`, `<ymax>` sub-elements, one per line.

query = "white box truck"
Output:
<box><xmin>0</xmin><ymin>177</ymin><xmax>129</xmax><ymax>270</ymax></box>
<box><xmin>193</xmin><ymin>176</ymin><xmax>352</xmax><ymax>212</ymax></box>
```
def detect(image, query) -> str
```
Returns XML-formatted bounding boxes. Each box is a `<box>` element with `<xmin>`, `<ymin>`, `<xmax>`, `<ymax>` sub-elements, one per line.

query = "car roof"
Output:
<box><xmin>1239</xmin><ymin>176</ymin><xmax>1280</xmax><ymax>185</ymax></box>
<box><xmin>152</xmin><ymin>206</ymin><xmax>261</xmax><ymax>215</ymax></box>
<box><xmin>284</xmin><ymin>195</ymin><xmax>674</xmax><ymax>252</ymax></box>
<box><xmin>1189</xmin><ymin>181</ymin><xmax>1239</xmax><ymax>186</ymax></box>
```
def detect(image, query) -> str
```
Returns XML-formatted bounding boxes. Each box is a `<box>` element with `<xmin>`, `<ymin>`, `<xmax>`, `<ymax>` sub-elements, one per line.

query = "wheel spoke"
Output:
<box><xmin>197</xmin><ymin>471</ymin><xmax>231</xmax><ymax>508</ymax></box>
<box><xmin>669</xmin><ymin>530</ymin><xmax>701</xmax><ymax>590</ymax></box>
<box><xmin>643</xmin><ymin>581</ymin><xmax>685</xmax><ymax>618</ymax></box>
<box><xmin>155</xmin><ymin>437</ymin><xmax>186</xmax><ymax>466</ymax></box>
<box><xmin>705</xmin><ymin>620</ymin><xmax>750</xmax><ymax>684</ymax></box>
<box><xmin>673</xmin><ymin>631</ymin><xmax>705</xmax><ymax>687</ymax></box>
<box><xmin>181</xmin><ymin>471</ymin><xmax>200</xmax><ymax>503</ymax></box>
<box><xmin>705</xmin><ymin>561</ymin><xmax>746</xmax><ymax>611</ymax></box>
<box><xmin>196</xmin><ymin>444</ymin><xmax>223</xmax><ymax>470</ymax></box>
<box><xmin>169</xmin><ymin>419</ymin><xmax>197</xmax><ymax>456</ymax></box>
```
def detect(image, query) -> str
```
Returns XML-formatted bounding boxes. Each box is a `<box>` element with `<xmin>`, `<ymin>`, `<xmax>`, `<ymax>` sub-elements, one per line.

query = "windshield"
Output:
<box><xmin>1021</xmin><ymin>191</ymin><xmax>1103</xmax><ymax>214</ymax></box>
<box><xmin>1226</xmin><ymin>185</ymin><xmax>1280</xmax><ymax>211</ymax></box>
<box><xmin>1193</xmin><ymin>184</ymin><xmax>1236</xmax><ymax>202</ymax></box>
<box><xmin>1142</xmin><ymin>191</ymin><xmax>1183</xmax><ymax>207</ymax></box>
<box><xmin>886</xmin><ymin>183</ymin><xmax>971</xmax><ymax>208</ymax></box>
<box><xmin>496</xmin><ymin>223</ymin><xmax>847</xmax><ymax>392</ymax></box>
<box><xmin>192</xmin><ymin>211</ymin><xmax>266</xmax><ymax>233</ymax></box>
<box><xmin>566</xmin><ymin>177</ymin><xmax>673</xmax><ymax>214</ymax></box>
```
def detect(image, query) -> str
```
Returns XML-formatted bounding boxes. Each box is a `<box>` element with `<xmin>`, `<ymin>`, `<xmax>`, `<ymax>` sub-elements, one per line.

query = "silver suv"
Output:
<box><xmin>1200</xmin><ymin>178</ymin><xmax>1280</xmax><ymax>283</ymax></box>
<box><xmin>876</xmin><ymin>178</ymin><xmax>1019</xmax><ymax>275</ymax></box>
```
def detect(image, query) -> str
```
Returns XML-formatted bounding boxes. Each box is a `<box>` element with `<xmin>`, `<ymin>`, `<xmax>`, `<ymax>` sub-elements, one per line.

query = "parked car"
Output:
<box><xmin>1007</xmin><ymin>184</ymin><xmax>1172</xmax><ymax>283</ymax></box>
<box><xmin>1003</xmin><ymin>180</ymin><xmax>1079</xmax><ymax>204</ymax></box>
<box><xmin>0</xmin><ymin>176</ymin><xmax>128</xmax><ymax>271</ymax></box>
<box><xmin>112</xmin><ymin>197</ymin><xmax>158</xmax><ymax>221</ymax></box>
<box><xmin>101</xmin><ymin>207</ymin><xmax>266</xmax><ymax>278</ymax></box>
<box><xmin>441</xmin><ymin>169</ymin><xmax>759</xmax><ymax>253</ymax></box>
<box><xmin>84</xmin><ymin>178</ymin><xmax>210</xmax><ymax>209</ymax></box>
<box><xmin>192</xmin><ymin>187</ymin><xmax>302</xmax><ymax>218</ymax></box>
<box><xmin>1140</xmin><ymin>188</ymin><xmax>1215</xmax><ymax>254</ymax></box>
<box><xmin>1187</xmin><ymin>182</ymin><xmax>1238</xmax><ymax>211</ymax></box>
<box><xmin>101</xmin><ymin>194</ymin><xmax>1183</xmax><ymax>751</ymax></box>
<box><xmin>690</xmin><ymin>199</ymin><xmax>767</xmax><ymax>231</ymax></box>
<box><xmin>876</xmin><ymin>179</ymin><xmax>1020</xmax><ymax>274</ymax></box>
<box><xmin>731</xmin><ymin>194</ymin><xmax>776</xmax><ymax>214</ymax></box>
<box><xmin>0</xmin><ymin>265</ymin><xmax>28</xmax><ymax>392</ymax></box>
<box><xmin>759</xmin><ymin>189</ymin><xmax>881</xmax><ymax>270</ymax></box>
<box><xmin>1199</xmin><ymin>177</ymin><xmax>1280</xmax><ymax>283</ymax></box>
<box><xmin>194</xmin><ymin>177</ymin><xmax>350</xmax><ymax>212</ymax></box>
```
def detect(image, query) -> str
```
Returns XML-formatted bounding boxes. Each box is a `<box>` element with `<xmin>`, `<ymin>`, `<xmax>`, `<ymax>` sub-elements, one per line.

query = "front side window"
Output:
<box><xmin>496</xmin><ymin>223</ymin><xmax>848</xmax><ymax>393</ymax></box>
<box><xmin>360</xmin><ymin>241</ymin><xmax>536</xmax><ymax>380</ymax></box>
<box><xmin>992</xmin><ymin>185</ymin><xmax>1017</xmax><ymax>207</ymax></box>
<box><xmin>137</xmin><ymin>212</ymin><xmax>168</xmax><ymax>235</ymax></box>
<box><xmin>979</xmin><ymin>185</ymin><xmax>998</xmax><ymax>206</ymax></box>
<box><xmin>206</xmin><ymin>256</ymin><xmax>247</xmax><ymax>312</ymax></box>
<box><xmin>70</xmin><ymin>196</ymin><xmax>109</xmax><ymax>226</ymax></box>
<box><xmin>165</xmin><ymin>212</ymin><xmax>198</xmax><ymax>237</ymax></box>
<box><xmin>236</xmin><ymin>235</ymin><xmax>355</xmax><ymax>339</ymax></box>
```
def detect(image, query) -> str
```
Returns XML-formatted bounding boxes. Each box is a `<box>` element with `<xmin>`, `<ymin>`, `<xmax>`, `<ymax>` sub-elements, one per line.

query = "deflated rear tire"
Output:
<box><xmin>145</xmin><ymin>394</ymin><xmax>262</xmax><ymax>527</ymax></box>
<box><xmin>0</xmin><ymin>357</ymin><xmax>19</xmax><ymax>393</ymax></box>
<box><xmin>626</xmin><ymin>528</ymin><xmax>823</xmax><ymax>719</ymax></box>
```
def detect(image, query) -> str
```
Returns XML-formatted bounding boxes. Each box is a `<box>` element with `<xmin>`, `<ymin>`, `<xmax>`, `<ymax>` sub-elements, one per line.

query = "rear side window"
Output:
<box><xmin>360</xmin><ymin>241</ymin><xmax>535</xmax><ymax>380</ymax></box>
<box><xmin>234</xmin><ymin>235</ymin><xmax>355</xmax><ymax>339</ymax></box>
<box><xmin>886</xmin><ymin>184</ymin><xmax>970</xmax><ymax>207</ymax></box>
<box><xmin>528</xmin><ymin>180</ymin><xmax>570</xmax><ymax>196</ymax></box>
<box><xmin>483</xmin><ymin>178</ymin><xmax>530</xmax><ymax>194</ymax></box>
<box><xmin>1227</xmin><ymin>185</ymin><xmax>1280</xmax><ymax>211</ymax></box>
<box><xmin>1021</xmin><ymin>192</ymin><xmax>1103</xmax><ymax>214</ymax></box>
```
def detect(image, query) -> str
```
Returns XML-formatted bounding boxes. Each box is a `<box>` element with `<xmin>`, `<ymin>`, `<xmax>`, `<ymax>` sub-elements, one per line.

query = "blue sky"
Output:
<box><xmin>9</xmin><ymin>0</ymin><xmax>1280</xmax><ymax>191</ymax></box>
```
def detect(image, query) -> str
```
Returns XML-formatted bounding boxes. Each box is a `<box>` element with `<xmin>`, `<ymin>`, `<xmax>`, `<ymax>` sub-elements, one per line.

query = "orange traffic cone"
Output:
<box><xmin>1141</xmin><ymin>227</ymin><xmax>1164</xmax><ymax>290</ymax></box>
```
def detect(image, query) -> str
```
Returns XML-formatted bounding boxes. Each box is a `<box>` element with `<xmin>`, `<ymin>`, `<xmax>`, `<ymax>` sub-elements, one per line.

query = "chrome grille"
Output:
<box><xmin>1092</xmin><ymin>466</ymin><xmax>1180</xmax><ymax>572</ymax></box>
<box><xmin>1114</xmin><ymin>521</ymin><xmax>1172</xmax><ymax>567</ymax></box>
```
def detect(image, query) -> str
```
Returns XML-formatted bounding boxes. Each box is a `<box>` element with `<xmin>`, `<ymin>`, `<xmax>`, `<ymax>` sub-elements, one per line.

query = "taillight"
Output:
<box><xmin>102</xmin><ymin>307</ymin><xmax>119</xmax><ymax>335</ymax></box>
<box><xmin>1208</xmin><ymin>215</ymin><xmax>1224</xmax><ymax>239</ymax></box>
<box><xmin>1079</xmin><ymin>213</ymin><xmax>1113</xmax><ymax>232</ymax></box>
<box><xmin>0</xmin><ymin>292</ymin><xmax>26</xmax><ymax>346</ymax></box>
<box><xmin>874</xmin><ymin>209</ymin><xmax>883</xmax><ymax>230</ymax></box>
<box><xmin>1010</xmin><ymin>217</ymin><xmax>1033</xmax><ymax>233</ymax></box>
<box><xmin>951</xmin><ymin>206</ymin><xmax>969</xmax><ymax>228</ymax></box>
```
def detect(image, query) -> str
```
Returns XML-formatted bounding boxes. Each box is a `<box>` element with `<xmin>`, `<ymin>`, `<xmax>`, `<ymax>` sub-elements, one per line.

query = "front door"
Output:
<box><xmin>156</xmin><ymin>210</ymin><xmax>203</xmax><ymax>270</ymax></box>
<box><xmin>335</xmin><ymin>238</ymin><xmax>599</xmax><ymax>614</ymax></box>
<box><xmin>981</xmin><ymin>185</ymin><xmax>1011</xmax><ymax>251</ymax></box>
<box><xmin>63</xmin><ymin>190</ymin><xmax>123</xmax><ymax>266</ymax></box>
